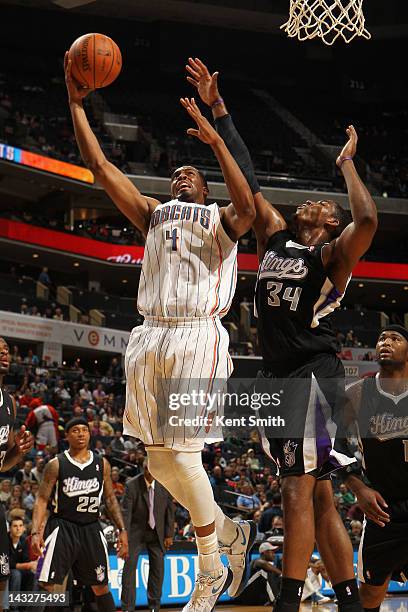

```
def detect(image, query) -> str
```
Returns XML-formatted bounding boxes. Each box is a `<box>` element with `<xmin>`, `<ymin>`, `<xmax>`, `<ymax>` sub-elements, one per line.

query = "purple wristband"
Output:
<box><xmin>339</xmin><ymin>156</ymin><xmax>353</xmax><ymax>166</ymax></box>
<box><xmin>211</xmin><ymin>98</ymin><xmax>224</xmax><ymax>109</ymax></box>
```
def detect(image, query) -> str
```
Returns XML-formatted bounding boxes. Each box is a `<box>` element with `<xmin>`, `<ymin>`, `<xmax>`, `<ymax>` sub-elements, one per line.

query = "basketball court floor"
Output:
<box><xmin>131</xmin><ymin>600</ymin><xmax>408</xmax><ymax>612</ymax></box>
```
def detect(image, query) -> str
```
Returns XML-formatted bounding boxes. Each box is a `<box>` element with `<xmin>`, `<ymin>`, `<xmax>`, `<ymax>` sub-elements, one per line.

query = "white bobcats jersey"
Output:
<box><xmin>137</xmin><ymin>199</ymin><xmax>238</xmax><ymax>318</ymax></box>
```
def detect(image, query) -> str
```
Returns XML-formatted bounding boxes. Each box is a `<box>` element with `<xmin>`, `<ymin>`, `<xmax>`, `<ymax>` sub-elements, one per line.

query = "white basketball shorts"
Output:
<box><xmin>123</xmin><ymin>316</ymin><xmax>233</xmax><ymax>451</ymax></box>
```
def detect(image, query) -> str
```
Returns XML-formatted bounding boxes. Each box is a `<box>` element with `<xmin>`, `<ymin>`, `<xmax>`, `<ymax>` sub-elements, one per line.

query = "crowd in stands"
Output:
<box><xmin>1</xmin><ymin>60</ymin><xmax>408</xmax><ymax>199</ymax></box>
<box><xmin>1</xmin><ymin>342</ymin><xmax>365</xmax><ymax>575</ymax></box>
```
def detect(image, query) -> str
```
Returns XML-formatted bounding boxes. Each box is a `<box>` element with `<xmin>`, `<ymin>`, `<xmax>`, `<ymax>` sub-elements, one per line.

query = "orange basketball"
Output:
<box><xmin>68</xmin><ymin>33</ymin><xmax>122</xmax><ymax>89</ymax></box>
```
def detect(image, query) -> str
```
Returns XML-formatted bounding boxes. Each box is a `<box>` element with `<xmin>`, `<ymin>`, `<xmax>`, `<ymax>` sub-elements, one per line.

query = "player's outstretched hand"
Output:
<box><xmin>64</xmin><ymin>51</ymin><xmax>93</xmax><ymax>105</ymax></box>
<box><xmin>31</xmin><ymin>533</ymin><xmax>45</xmax><ymax>558</ymax></box>
<box><xmin>336</xmin><ymin>125</ymin><xmax>358</xmax><ymax>168</ymax></box>
<box><xmin>180</xmin><ymin>98</ymin><xmax>222</xmax><ymax>146</ymax></box>
<box><xmin>15</xmin><ymin>425</ymin><xmax>34</xmax><ymax>455</ymax></box>
<box><xmin>117</xmin><ymin>530</ymin><xmax>129</xmax><ymax>560</ymax></box>
<box><xmin>356</xmin><ymin>485</ymin><xmax>390</xmax><ymax>527</ymax></box>
<box><xmin>186</xmin><ymin>57</ymin><xmax>221</xmax><ymax>107</ymax></box>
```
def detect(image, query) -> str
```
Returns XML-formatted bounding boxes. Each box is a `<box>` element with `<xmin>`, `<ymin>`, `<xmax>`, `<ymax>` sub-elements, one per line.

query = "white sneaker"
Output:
<box><xmin>219</xmin><ymin>520</ymin><xmax>257</xmax><ymax>598</ymax></box>
<box><xmin>181</xmin><ymin>566</ymin><xmax>232</xmax><ymax>612</ymax></box>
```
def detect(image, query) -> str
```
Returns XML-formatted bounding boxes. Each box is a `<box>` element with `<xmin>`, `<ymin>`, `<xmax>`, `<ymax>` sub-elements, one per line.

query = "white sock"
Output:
<box><xmin>214</xmin><ymin>503</ymin><xmax>239</xmax><ymax>546</ymax></box>
<box><xmin>196</xmin><ymin>532</ymin><xmax>223</xmax><ymax>576</ymax></box>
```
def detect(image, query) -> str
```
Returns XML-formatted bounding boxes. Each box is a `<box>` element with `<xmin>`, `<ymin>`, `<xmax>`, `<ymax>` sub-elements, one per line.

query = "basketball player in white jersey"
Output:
<box><xmin>65</xmin><ymin>55</ymin><xmax>257</xmax><ymax>612</ymax></box>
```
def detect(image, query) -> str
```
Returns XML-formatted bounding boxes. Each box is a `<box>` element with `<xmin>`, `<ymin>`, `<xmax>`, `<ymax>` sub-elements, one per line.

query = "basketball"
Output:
<box><xmin>68</xmin><ymin>33</ymin><xmax>122</xmax><ymax>89</ymax></box>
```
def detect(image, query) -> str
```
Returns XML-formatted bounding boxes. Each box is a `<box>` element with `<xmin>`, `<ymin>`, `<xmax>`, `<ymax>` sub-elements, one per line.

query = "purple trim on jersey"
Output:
<box><xmin>315</xmin><ymin>395</ymin><xmax>332</xmax><ymax>467</ymax></box>
<box><xmin>315</xmin><ymin>286</ymin><xmax>342</xmax><ymax>314</ymax></box>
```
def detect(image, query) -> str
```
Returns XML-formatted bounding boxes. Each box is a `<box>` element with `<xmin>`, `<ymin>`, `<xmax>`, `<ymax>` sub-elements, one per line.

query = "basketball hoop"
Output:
<box><xmin>281</xmin><ymin>0</ymin><xmax>371</xmax><ymax>45</ymax></box>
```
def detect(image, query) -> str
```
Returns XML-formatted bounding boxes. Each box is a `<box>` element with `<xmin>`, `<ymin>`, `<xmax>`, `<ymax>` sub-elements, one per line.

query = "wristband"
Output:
<box><xmin>339</xmin><ymin>156</ymin><xmax>353</xmax><ymax>166</ymax></box>
<box><xmin>211</xmin><ymin>98</ymin><xmax>224</xmax><ymax>109</ymax></box>
<box><xmin>118</xmin><ymin>527</ymin><xmax>127</xmax><ymax>532</ymax></box>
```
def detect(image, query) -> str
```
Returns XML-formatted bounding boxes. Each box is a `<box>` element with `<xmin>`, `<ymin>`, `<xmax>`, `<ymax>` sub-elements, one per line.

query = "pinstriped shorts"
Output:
<box><xmin>123</xmin><ymin>316</ymin><xmax>233</xmax><ymax>451</ymax></box>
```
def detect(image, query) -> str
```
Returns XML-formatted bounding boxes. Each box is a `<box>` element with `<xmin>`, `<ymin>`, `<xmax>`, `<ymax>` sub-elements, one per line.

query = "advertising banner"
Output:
<box><xmin>107</xmin><ymin>551</ymin><xmax>407</xmax><ymax>607</ymax></box>
<box><xmin>0</xmin><ymin>311</ymin><xmax>130</xmax><ymax>355</ymax></box>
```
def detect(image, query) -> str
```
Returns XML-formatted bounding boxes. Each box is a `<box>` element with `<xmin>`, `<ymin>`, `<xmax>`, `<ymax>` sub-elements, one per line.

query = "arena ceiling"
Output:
<box><xmin>3</xmin><ymin>0</ymin><xmax>408</xmax><ymax>35</ymax></box>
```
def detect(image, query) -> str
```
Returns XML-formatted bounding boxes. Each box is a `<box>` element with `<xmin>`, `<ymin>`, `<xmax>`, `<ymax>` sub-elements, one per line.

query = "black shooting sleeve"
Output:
<box><xmin>214</xmin><ymin>114</ymin><xmax>261</xmax><ymax>195</ymax></box>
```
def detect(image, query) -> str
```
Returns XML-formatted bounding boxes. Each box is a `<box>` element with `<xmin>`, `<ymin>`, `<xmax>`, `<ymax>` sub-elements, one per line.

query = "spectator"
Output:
<box><xmin>259</xmin><ymin>493</ymin><xmax>283</xmax><ymax>533</ymax></box>
<box><xmin>8</xmin><ymin>518</ymin><xmax>36</xmax><ymax>594</ymax></box>
<box><xmin>53</xmin><ymin>307</ymin><xmax>64</xmax><ymax>321</ymax></box>
<box><xmin>0</xmin><ymin>479</ymin><xmax>12</xmax><ymax>504</ymax></box>
<box><xmin>236</xmin><ymin>483</ymin><xmax>260</xmax><ymax>513</ymax></box>
<box><xmin>79</xmin><ymin>382</ymin><xmax>92</xmax><ymax>403</ymax></box>
<box><xmin>111</xmin><ymin>467</ymin><xmax>125</xmax><ymax>498</ymax></box>
<box><xmin>349</xmin><ymin>520</ymin><xmax>363</xmax><ymax>545</ymax></box>
<box><xmin>38</xmin><ymin>266</ymin><xmax>51</xmax><ymax>285</ymax></box>
<box><xmin>92</xmin><ymin>382</ymin><xmax>106</xmax><ymax>403</ymax></box>
<box><xmin>25</xmin><ymin>398</ymin><xmax>59</xmax><ymax>451</ymax></box>
<box><xmin>30</xmin><ymin>456</ymin><xmax>45</xmax><ymax>484</ymax></box>
<box><xmin>111</xmin><ymin>430</ymin><xmax>125</xmax><ymax>453</ymax></box>
<box><xmin>238</xmin><ymin>541</ymin><xmax>281</xmax><ymax>605</ymax></box>
<box><xmin>14</xmin><ymin>460</ymin><xmax>34</xmax><ymax>485</ymax></box>
<box><xmin>21</xmin><ymin>480</ymin><xmax>36</xmax><ymax>513</ymax></box>
<box><xmin>24</xmin><ymin>349</ymin><xmax>39</xmax><ymax>367</ymax></box>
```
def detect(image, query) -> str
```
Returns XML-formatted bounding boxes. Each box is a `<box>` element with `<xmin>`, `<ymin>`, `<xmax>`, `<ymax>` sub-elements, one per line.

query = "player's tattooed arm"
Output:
<box><xmin>103</xmin><ymin>459</ymin><xmax>129</xmax><ymax>559</ymax></box>
<box><xmin>186</xmin><ymin>57</ymin><xmax>286</xmax><ymax>257</ymax></box>
<box><xmin>31</xmin><ymin>458</ymin><xmax>59</xmax><ymax>556</ymax></box>
<box><xmin>64</xmin><ymin>52</ymin><xmax>159</xmax><ymax>238</ymax></box>
<box><xmin>0</xmin><ymin>398</ymin><xmax>34</xmax><ymax>472</ymax></box>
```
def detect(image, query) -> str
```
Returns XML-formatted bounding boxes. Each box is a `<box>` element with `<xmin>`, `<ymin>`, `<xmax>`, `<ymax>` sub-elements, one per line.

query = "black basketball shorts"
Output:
<box><xmin>359</xmin><ymin>502</ymin><xmax>408</xmax><ymax>586</ymax></box>
<box><xmin>257</xmin><ymin>352</ymin><xmax>355</xmax><ymax>478</ymax></box>
<box><xmin>0</xmin><ymin>504</ymin><xmax>9</xmax><ymax>582</ymax></box>
<box><xmin>37</xmin><ymin>517</ymin><xmax>109</xmax><ymax>586</ymax></box>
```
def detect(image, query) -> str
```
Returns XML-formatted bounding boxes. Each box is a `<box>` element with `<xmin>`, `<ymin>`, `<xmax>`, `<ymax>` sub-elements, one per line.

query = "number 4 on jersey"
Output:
<box><xmin>166</xmin><ymin>228</ymin><xmax>179</xmax><ymax>251</ymax></box>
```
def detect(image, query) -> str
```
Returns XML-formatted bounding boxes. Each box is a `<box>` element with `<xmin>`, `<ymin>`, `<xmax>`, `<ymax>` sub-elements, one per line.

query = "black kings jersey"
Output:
<box><xmin>53</xmin><ymin>451</ymin><xmax>104</xmax><ymax>524</ymax></box>
<box><xmin>255</xmin><ymin>230</ymin><xmax>346</xmax><ymax>372</ymax></box>
<box><xmin>0</xmin><ymin>387</ymin><xmax>15</xmax><ymax>470</ymax></box>
<box><xmin>357</xmin><ymin>374</ymin><xmax>408</xmax><ymax>502</ymax></box>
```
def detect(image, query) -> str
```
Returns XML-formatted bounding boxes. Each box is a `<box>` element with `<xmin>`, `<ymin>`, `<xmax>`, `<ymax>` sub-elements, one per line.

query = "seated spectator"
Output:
<box><xmin>14</xmin><ymin>460</ymin><xmax>34</xmax><ymax>485</ymax></box>
<box><xmin>349</xmin><ymin>520</ymin><xmax>363</xmax><ymax>545</ymax></box>
<box><xmin>246</xmin><ymin>448</ymin><xmax>260</xmax><ymax>470</ymax></box>
<box><xmin>237</xmin><ymin>542</ymin><xmax>281</xmax><ymax>605</ymax></box>
<box><xmin>92</xmin><ymin>382</ymin><xmax>106</xmax><ymax>404</ymax></box>
<box><xmin>258</xmin><ymin>493</ymin><xmax>283</xmax><ymax>533</ymax></box>
<box><xmin>53</xmin><ymin>307</ymin><xmax>64</xmax><ymax>320</ymax></box>
<box><xmin>30</xmin><ymin>455</ymin><xmax>46</xmax><ymax>485</ymax></box>
<box><xmin>111</xmin><ymin>430</ymin><xmax>125</xmax><ymax>453</ymax></box>
<box><xmin>79</xmin><ymin>382</ymin><xmax>92</xmax><ymax>403</ymax></box>
<box><xmin>337</xmin><ymin>483</ymin><xmax>356</xmax><ymax>508</ymax></box>
<box><xmin>29</xmin><ymin>374</ymin><xmax>48</xmax><ymax>395</ymax></box>
<box><xmin>111</xmin><ymin>467</ymin><xmax>125</xmax><ymax>498</ymax></box>
<box><xmin>53</xmin><ymin>379</ymin><xmax>71</xmax><ymax>403</ymax></box>
<box><xmin>21</xmin><ymin>480</ymin><xmax>36</xmax><ymax>514</ymax></box>
<box><xmin>0</xmin><ymin>479</ymin><xmax>12</xmax><ymax>504</ymax></box>
<box><xmin>9</xmin><ymin>518</ymin><xmax>36</xmax><ymax>594</ymax></box>
<box><xmin>24</xmin><ymin>349</ymin><xmax>39</xmax><ymax>367</ymax></box>
<box><xmin>302</xmin><ymin>557</ymin><xmax>332</xmax><ymax>604</ymax></box>
<box><xmin>236</xmin><ymin>483</ymin><xmax>260</xmax><ymax>513</ymax></box>
<box><xmin>90</xmin><ymin>415</ymin><xmax>114</xmax><ymax>437</ymax></box>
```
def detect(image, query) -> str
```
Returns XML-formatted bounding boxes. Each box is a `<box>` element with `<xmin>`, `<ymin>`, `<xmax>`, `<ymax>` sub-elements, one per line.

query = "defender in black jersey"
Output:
<box><xmin>187</xmin><ymin>58</ymin><xmax>377</xmax><ymax>612</ymax></box>
<box><xmin>344</xmin><ymin>325</ymin><xmax>408</xmax><ymax>611</ymax></box>
<box><xmin>31</xmin><ymin>417</ymin><xmax>128</xmax><ymax>612</ymax></box>
<box><xmin>0</xmin><ymin>338</ymin><xmax>34</xmax><ymax>612</ymax></box>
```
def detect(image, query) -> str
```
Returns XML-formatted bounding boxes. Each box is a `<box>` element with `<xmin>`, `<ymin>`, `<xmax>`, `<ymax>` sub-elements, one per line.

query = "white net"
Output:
<box><xmin>281</xmin><ymin>0</ymin><xmax>371</xmax><ymax>45</ymax></box>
